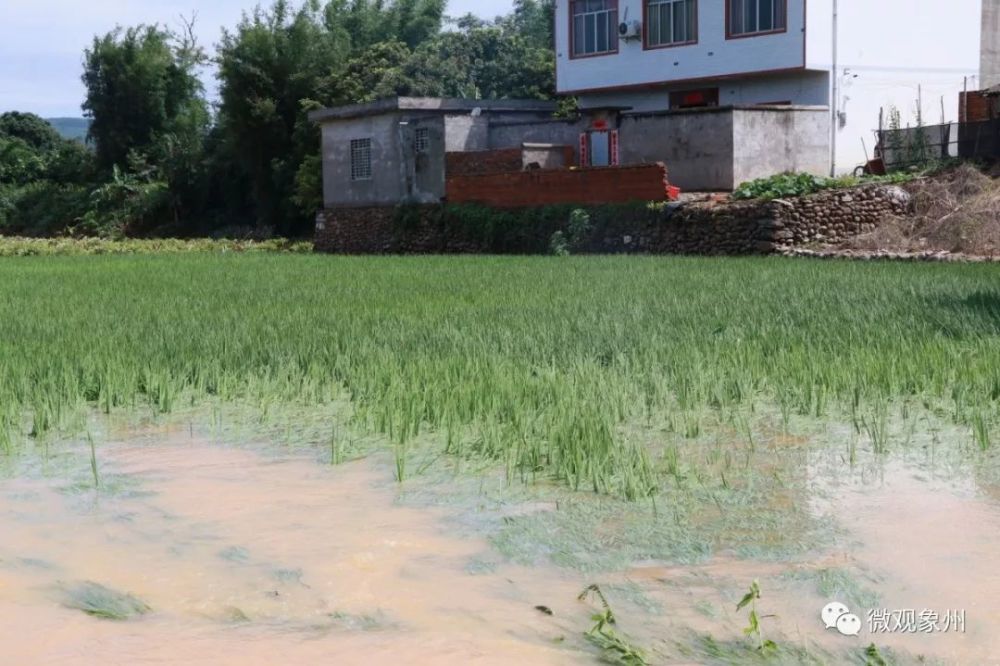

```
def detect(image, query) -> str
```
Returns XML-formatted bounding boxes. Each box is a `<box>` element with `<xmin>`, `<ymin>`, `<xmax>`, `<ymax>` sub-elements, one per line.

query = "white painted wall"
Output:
<box><xmin>555</xmin><ymin>0</ymin><xmax>807</xmax><ymax>94</ymax></box>
<box><xmin>579</xmin><ymin>70</ymin><xmax>830</xmax><ymax>111</ymax></box>
<box><xmin>984</xmin><ymin>0</ymin><xmax>1000</xmax><ymax>87</ymax></box>
<box><xmin>557</xmin><ymin>0</ymin><xmax>984</xmax><ymax>174</ymax></box>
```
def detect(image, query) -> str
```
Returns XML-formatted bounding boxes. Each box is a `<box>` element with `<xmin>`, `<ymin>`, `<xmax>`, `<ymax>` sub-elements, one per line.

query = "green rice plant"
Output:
<box><xmin>861</xmin><ymin>404</ymin><xmax>891</xmax><ymax>455</ymax></box>
<box><xmin>0</xmin><ymin>255</ymin><xmax>997</xmax><ymax>499</ymax></box>
<box><xmin>393</xmin><ymin>440</ymin><xmax>408</xmax><ymax>483</ymax></box>
<box><xmin>971</xmin><ymin>412</ymin><xmax>992</xmax><ymax>452</ymax></box>
<box><xmin>329</xmin><ymin>427</ymin><xmax>344</xmax><ymax>465</ymax></box>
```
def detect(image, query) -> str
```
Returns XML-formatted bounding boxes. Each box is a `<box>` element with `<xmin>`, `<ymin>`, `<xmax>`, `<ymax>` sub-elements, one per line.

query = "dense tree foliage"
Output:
<box><xmin>83</xmin><ymin>24</ymin><xmax>209</xmax><ymax>172</ymax></box>
<box><xmin>2</xmin><ymin>0</ymin><xmax>559</xmax><ymax>239</ymax></box>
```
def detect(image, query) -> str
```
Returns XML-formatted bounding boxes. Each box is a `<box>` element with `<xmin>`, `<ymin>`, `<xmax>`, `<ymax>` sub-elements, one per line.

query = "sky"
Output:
<box><xmin>0</xmin><ymin>0</ymin><xmax>515</xmax><ymax>117</ymax></box>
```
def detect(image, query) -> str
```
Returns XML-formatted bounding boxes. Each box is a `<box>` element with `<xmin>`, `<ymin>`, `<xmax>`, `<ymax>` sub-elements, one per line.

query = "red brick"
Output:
<box><xmin>446</xmin><ymin>164</ymin><xmax>671</xmax><ymax>207</ymax></box>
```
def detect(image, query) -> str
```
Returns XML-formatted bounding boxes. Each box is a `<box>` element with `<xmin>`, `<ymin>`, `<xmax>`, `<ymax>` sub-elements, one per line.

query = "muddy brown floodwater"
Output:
<box><xmin>3</xmin><ymin>435</ymin><xmax>1000</xmax><ymax>664</ymax></box>
<box><xmin>0</xmin><ymin>440</ymin><xmax>591</xmax><ymax>665</ymax></box>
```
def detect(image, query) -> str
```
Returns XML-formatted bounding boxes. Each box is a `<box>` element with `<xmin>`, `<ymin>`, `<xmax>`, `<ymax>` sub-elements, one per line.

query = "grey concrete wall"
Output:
<box><xmin>522</xmin><ymin>145</ymin><xmax>572</xmax><ymax>169</ymax></box>
<box><xmin>404</xmin><ymin>116</ymin><xmax>446</xmax><ymax>204</ymax></box>
<box><xmin>619</xmin><ymin>110</ymin><xmax>736</xmax><ymax>191</ymax></box>
<box><xmin>321</xmin><ymin>113</ymin><xmax>449</xmax><ymax>207</ymax></box>
<box><xmin>444</xmin><ymin>115</ymin><xmax>490</xmax><ymax>152</ymax></box>
<box><xmin>731</xmin><ymin>108</ymin><xmax>830</xmax><ymax>187</ymax></box>
<box><xmin>618</xmin><ymin>107</ymin><xmax>829</xmax><ymax>191</ymax></box>
<box><xmin>321</xmin><ymin>113</ymin><xmax>405</xmax><ymax>207</ymax></box>
<box><xmin>984</xmin><ymin>0</ymin><xmax>1000</xmax><ymax>88</ymax></box>
<box><xmin>488</xmin><ymin>119</ymin><xmax>587</xmax><ymax>151</ymax></box>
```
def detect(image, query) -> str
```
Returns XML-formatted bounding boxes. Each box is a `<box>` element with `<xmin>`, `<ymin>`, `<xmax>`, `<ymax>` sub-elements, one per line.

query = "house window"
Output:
<box><xmin>728</xmin><ymin>0</ymin><xmax>787</xmax><ymax>37</ymax></box>
<box><xmin>571</xmin><ymin>0</ymin><xmax>618</xmax><ymax>58</ymax></box>
<box><xmin>414</xmin><ymin>128</ymin><xmax>429</xmax><ymax>154</ymax></box>
<box><xmin>646</xmin><ymin>0</ymin><xmax>697</xmax><ymax>48</ymax></box>
<box><xmin>669</xmin><ymin>88</ymin><xmax>719</xmax><ymax>109</ymax></box>
<box><xmin>350</xmin><ymin>138</ymin><xmax>372</xmax><ymax>181</ymax></box>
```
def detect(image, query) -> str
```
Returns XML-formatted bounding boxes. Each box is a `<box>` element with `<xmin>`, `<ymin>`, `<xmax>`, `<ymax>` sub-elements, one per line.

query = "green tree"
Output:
<box><xmin>503</xmin><ymin>0</ymin><xmax>556</xmax><ymax>50</ymax></box>
<box><xmin>323</xmin><ymin>0</ymin><xmax>446</xmax><ymax>50</ymax></box>
<box><xmin>0</xmin><ymin>112</ymin><xmax>65</xmax><ymax>153</ymax></box>
<box><xmin>403</xmin><ymin>11</ymin><xmax>555</xmax><ymax>100</ymax></box>
<box><xmin>217</xmin><ymin>0</ymin><xmax>449</xmax><ymax>235</ymax></box>
<box><xmin>216</xmin><ymin>1</ymin><xmax>345</xmax><ymax>235</ymax></box>
<box><xmin>82</xmin><ymin>23</ymin><xmax>208</xmax><ymax>173</ymax></box>
<box><xmin>0</xmin><ymin>113</ymin><xmax>93</xmax><ymax>189</ymax></box>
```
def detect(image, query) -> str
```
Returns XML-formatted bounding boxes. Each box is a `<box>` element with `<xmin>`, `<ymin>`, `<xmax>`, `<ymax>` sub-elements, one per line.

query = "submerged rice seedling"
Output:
<box><xmin>59</xmin><ymin>581</ymin><xmax>151</xmax><ymax>620</ymax></box>
<box><xmin>87</xmin><ymin>432</ymin><xmax>100</xmax><ymax>489</ymax></box>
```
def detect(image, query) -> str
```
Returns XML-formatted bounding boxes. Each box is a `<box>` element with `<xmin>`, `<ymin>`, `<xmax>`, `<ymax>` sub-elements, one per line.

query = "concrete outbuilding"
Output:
<box><xmin>307</xmin><ymin>97</ymin><xmax>585</xmax><ymax>209</ymax></box>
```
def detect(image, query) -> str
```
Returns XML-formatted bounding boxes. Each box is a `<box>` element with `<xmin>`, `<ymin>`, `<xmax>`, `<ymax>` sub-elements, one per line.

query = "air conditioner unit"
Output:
<box><xmin>618</xmin><ymin>20</ymin><xmax>642</xmax><ymax>41</ymax></box>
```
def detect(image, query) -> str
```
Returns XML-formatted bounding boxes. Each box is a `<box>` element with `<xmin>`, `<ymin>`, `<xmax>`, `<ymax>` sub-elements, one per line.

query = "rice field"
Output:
<box><xmin>3</xmin><ymin>253</ymin><xmax>1000</xmax><ymax>663</ymax></box>
<box><xmin>1</xmin><ymin>254</ymin><xmax>998</xmax><ymax>493</ymax></box>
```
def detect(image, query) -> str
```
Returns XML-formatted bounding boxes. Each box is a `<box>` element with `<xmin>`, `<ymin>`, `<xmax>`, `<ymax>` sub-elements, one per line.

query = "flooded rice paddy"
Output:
<box><xmin>2</xmin><ymin>254</ymin><xmax>999</xmax><ymax>664</ymax></box>
<box><xmin>3</xmin><ymin>412</ymin><xmax>1000</xmax><ymax>665</ymax></box>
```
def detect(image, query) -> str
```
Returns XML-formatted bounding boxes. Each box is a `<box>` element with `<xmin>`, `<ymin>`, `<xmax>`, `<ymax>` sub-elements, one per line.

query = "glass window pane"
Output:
<box><xmin>597</xmin><ymin>12</ymin><xmax>608</xmax><ymax>52</ymax></box>
<box><xmin>574</xmin><ymin>15</ymin><xmax>584</xmax><ymax>54</ymax></box>
<box><xmin>648</xmin><ymin>3</ymin><xmax>658</xmax><ymax>45</ymax></box>
<box><xmin>731</xmin><ymin>0</ymin><xmax>743</xmax><ymax>34</ymax></box>
<box><xmin>674</xmin><ymin>2</ymin><xmax>686</xmax><ymax>42</ymax></box>
<box><xmin>759</xmin><ymin>0</ymin><xmax>774</xmax><ymax>31</ymax></box>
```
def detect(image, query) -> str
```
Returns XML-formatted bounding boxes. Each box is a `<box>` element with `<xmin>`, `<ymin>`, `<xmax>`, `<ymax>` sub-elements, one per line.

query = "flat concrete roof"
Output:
<box><xmin>618</xmin><ymin>104</ymin><xmax>830</xmax><ymax>118</ymax></box>
<box><xmin>308</xmin><ymin>97</ymin><xmax>559</xmax><ymax>123</ymax></box>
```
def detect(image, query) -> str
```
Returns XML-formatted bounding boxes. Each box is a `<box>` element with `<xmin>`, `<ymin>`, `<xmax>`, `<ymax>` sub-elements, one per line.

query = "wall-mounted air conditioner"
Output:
<box><xmin>618</xmin><ymin>20</ymin><xmax>642</xmax><ymax>42</ymax></box>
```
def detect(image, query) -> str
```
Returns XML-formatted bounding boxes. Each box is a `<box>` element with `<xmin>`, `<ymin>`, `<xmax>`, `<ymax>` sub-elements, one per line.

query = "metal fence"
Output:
<box><xmin>876</xmin><ymin>119</ymin><xmax>1000</xmax><ymax>170</ymax></box>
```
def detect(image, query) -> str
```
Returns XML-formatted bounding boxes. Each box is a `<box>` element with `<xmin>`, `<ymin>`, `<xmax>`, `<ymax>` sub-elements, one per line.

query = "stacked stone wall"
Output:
<box><xmin>315</xmin><ymin>184</ymin><xmax>912</xmax><ymax>255</ymax></box>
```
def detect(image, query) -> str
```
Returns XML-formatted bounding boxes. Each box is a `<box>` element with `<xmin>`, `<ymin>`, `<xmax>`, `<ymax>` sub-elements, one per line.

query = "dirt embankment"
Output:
<box><xmin>823</xmin><ymin>165</ymin><xmax>1000</xmax><ymax>260</ymax></box>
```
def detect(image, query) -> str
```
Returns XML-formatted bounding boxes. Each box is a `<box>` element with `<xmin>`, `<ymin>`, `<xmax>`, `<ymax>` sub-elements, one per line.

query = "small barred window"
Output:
<box><xmin>350</xmin><ymin>138</ymin><xmax>372</xmax><ymax>181</ymax></box>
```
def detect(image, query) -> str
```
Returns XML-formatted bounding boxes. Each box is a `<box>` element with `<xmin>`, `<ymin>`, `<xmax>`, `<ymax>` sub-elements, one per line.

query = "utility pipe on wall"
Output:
<box><xmin>830</xmin><ymin>0</ymin><xmax>839</xmax><ymax>176</ymax></box>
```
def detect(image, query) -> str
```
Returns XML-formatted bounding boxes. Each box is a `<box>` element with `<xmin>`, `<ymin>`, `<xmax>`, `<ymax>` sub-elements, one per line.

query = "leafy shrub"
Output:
<box><xmin>0</xmin><ymin>181</ymin><xmax>91</xmax><ymax>235</ymax></box>
<box><xmin>74</xmin><ymin>166</ymin><xmax>171</xmax><ymax>238</ymax></box>
<box><xmin>733</xmin><ymin>171</ymin><xmax>916</xmax><ymax>201</ymax></box>
<box><xmin>549</xmin><ymin>230</ymin><xmax>569</xmax><ymax>256</ymax></box>
<box><xmin>551</xmin><ymin>208</ymin><xmax>594</xmax><ymax>256</ymax></box>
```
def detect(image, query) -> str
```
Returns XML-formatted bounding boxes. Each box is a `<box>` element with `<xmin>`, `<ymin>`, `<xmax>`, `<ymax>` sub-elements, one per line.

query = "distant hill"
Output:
<box><xmin>45</xmin><ymin>117</ymin><xmax>90</xmax><ymax>142</ymax></box>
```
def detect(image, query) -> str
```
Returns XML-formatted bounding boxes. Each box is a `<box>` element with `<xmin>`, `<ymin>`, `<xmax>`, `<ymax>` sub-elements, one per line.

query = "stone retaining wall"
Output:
<box><xmin>315</xmin><ymin>183</ymin><xmax>912</xmax><ymax>255</ymax></box>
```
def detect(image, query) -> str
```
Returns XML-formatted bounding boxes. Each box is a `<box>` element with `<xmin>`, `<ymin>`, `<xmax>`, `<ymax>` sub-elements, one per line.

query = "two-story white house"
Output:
<box><xmin>556</xmin><ymin>0</ymin><xmax>984</xmax><ymax>186</ymax></box>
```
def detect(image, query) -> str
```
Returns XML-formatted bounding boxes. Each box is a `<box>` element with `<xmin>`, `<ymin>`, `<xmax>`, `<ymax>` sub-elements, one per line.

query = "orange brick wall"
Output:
<box><xmin>446</xmin><ymin>163</ymin><xmax>670</xmax><ymax>207</ymax></box>
<box><xmin>960</xmin><ymin>91</ymin><xmax>994</xmax><ymax>122</ymax></box>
